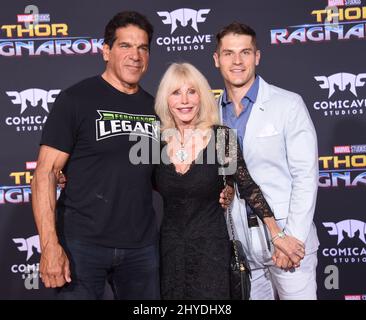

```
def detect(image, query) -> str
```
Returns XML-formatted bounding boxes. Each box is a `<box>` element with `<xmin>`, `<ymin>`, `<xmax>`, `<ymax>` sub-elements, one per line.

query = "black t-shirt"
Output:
<box><xmin>40</xmin><ymin>76</ymin><xmax>159</xmax><ymax>248</ymax></box>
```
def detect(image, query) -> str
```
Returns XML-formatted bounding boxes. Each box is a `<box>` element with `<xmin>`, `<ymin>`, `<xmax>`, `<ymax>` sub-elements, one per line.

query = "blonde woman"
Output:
<box><xmin>154</xmin><ymin>63</ymin><xmax>305</xmax><ymax>299</ymax></box>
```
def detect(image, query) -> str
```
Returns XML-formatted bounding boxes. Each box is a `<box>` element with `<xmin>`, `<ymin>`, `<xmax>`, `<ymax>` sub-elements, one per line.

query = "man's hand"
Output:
<box><xmin>272</xmin><ymin>248</ymin><xmax>295</xmax><ymax>271</ymax></box>
<box><xmin>57</xmin><ymin>171</ymin><xmax>67</xmax><ymax>189</ymax></box>
<box><xmin>272</xmin><ymin>235</ymin><xmax>305</xmax><ymax>267</ymax></box>
<box><xmin>219</xmin><ymin>185</ymin><xmax>234</xmax><ymax>209</ymax></box>
<box><xmin>40</xmin><ymin>243</ymin><xmax>71</xmax><ymax>288</ymax></box>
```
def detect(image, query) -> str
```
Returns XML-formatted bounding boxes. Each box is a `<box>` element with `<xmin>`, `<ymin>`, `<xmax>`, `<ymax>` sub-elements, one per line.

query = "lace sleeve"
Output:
<box><xmin>217</xmin><ymin>126</ymin><xmax>274</xmax><ymax>221</ymax></box>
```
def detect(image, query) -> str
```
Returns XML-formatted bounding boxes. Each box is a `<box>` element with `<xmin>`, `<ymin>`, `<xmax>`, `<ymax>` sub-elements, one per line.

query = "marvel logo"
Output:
<box><xmin>344</xmin><ymin>295</ymin><xmax>361</xmax><ymax>300</ymax></box>
<box><xmin>17</xmin><ymin>14</ymin><xmax>34</xmax><ymax>23</ymax></box>
<box><xmin>334</xmin><ymin>146</ymin><xmax>351</xmax><ymax>154</ymax></box>
<box><xmin>26</xmin><ymin>162</ymin><xmax>37</xmax><ymax>170</ymax></box>
<box><xmin>328</xmin><ymin>0</ymin><xmax>344</xmax><ymax>6</ymax></box>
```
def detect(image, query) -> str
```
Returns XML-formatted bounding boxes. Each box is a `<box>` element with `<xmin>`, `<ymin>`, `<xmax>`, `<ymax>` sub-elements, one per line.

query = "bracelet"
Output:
<box><xmin>271</xmin><ymin>231</ymin><xmax>286</xmax><ymax>244</ymax></box>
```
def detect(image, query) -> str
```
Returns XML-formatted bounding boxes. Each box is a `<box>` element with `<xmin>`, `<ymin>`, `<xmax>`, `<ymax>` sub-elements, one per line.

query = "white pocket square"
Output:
<box><xmin>256</xmin><ymin>124</ymin><xmax>279</xmax><ymax>137</ymax></box>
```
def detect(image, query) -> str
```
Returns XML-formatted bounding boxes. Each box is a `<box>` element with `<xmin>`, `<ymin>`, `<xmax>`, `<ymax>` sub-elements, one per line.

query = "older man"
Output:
<box><xmin>32</xmin><ymin>11</ymin><xmax>159</xmax><ymax>300</ymax></box>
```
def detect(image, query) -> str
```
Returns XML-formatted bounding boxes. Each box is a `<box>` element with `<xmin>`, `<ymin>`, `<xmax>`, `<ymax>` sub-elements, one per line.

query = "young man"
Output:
<box><xmin>213</xmin><ymin>22</ymin><xmax>319</xmax><ymax>300</ymax></box>
<box><xmin>31</xmin><ymin>11</ymin><xmax>160</xmax><ymax>300</ymax></box>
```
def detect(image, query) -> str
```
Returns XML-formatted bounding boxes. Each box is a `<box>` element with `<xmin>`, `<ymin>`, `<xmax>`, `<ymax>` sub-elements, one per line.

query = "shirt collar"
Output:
<box><xmin>222</xmin><ymin>75</ymin><xmax>259</xmax><ymax>106</ymax></box>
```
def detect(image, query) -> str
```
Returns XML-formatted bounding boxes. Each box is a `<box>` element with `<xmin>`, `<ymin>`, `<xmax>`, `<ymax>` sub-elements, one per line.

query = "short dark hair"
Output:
<box><xmin>216</xmin><ymin>22</ymin><xmax>257</xmax><ymax>51</ymax></box>
<box><xmin>103</xmin><ymin>11</ymin><xmax>154</xmax><ymax>49</ymax></box>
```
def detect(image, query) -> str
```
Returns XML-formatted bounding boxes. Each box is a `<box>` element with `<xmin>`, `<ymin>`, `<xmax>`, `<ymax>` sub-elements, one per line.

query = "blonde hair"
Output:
<box><xmin>154</xmin><ymin>62</ymin><xmax>219</xmax><ymax>131</ymax></box>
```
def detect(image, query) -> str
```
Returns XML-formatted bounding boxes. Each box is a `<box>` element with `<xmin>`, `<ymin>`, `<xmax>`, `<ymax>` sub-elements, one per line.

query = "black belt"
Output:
<box><xmin>246</xmin><ymin>203</ymin><xmax>259</xmax><ymax>228</ymax></box>
<box><xmin>247</xmin><ymin>208</ymin><xmax>271</xmax><ymax>251</ymax></box>
<box><xmin>247</xmin><ymin>214</ymin><xmax>259</xmax><ymax>228</ymax></box>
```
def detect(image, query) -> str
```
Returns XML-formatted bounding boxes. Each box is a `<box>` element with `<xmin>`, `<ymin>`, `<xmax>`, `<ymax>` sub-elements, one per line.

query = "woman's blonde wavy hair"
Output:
<box><xmin>154</xmin><ymin>62</ymin><xmax>219</xmax><ymax>131</ymax></box>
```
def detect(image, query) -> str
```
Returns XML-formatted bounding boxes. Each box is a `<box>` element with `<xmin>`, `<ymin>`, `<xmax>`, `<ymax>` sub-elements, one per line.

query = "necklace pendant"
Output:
<box><xmin>176</xmin><ymin>148</ymin><xmax>188</xmax><ymax>162</ymax></box>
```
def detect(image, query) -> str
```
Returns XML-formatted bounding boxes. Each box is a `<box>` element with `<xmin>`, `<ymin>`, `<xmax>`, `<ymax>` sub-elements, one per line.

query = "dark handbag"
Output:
<box><xmin>227</xmin><ymin>199</ymin><xmax>251</xmax><ymax>300</ymax></box>
<box><xmin>230</xmin><ymin>238</ymin><xmax>251</xmax><ymax>300</ymax></box>
<box><xmin>220</xmin><ymin>129</ymin><xmax>251</xmax><ymax>300</ymax></box>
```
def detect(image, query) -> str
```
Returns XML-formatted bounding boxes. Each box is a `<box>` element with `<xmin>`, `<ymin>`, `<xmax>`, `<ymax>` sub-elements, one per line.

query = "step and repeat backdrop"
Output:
<box><xmin>0</xmin><ymin>0</ymin><xmax>365</xmax><ymax>299</ymax></box>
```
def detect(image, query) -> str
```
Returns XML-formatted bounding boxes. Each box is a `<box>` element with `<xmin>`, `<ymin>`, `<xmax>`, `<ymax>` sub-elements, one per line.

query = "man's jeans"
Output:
<box><xmin>56</xmin><ymin>237</ymin><xmax>160</xmax><ymax>300</ymax></box>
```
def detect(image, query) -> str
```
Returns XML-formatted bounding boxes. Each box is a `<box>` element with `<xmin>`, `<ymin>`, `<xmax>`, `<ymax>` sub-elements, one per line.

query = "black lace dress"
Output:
<box><xmin>154</xmin><ymin>126</ymin><xmax>273</xmax><ymax>299</ymax></box>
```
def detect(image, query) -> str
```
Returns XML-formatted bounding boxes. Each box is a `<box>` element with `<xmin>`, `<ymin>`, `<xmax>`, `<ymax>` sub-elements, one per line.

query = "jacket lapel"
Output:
<box><xmin>217</xmin><ymin>77</ymin><xmax>272</xmax><ymax>155</ymax></box>
<box><xmin>243</xmin><ymin>77</ymin><xmax>271</xmax><ymax>154</ymax></box>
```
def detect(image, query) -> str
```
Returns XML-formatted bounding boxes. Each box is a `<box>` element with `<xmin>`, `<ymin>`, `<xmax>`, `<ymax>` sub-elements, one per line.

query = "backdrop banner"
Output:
<box><xmin>1</xmin><ymin>0</ymin><xmax>365</xmax><ymax>300</ymax></box>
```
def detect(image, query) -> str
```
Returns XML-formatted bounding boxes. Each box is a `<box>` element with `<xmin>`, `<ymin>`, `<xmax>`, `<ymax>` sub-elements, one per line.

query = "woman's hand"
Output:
<box><xmin>263</xmin><ymin>217</ymin><xmax>305</xmax><ymax>266</ymax></box>
<box><xmin>272</xmin><ymin>234</ymin><xmax>305</xmax><ymax>267</ymax></box>
<box><xmin>219</xmin><ymin>185</ymin><xmax>234</xmax><ymax>209</ymax></box>
<box><xmin>272</xmin><ymin>248</ymin><xmax>295</xmax><ymax>271</ymax></box>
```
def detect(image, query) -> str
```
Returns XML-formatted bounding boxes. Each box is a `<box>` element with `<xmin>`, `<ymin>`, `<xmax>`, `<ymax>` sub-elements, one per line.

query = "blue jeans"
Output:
<box><xmin>56</xmin><ymin>237</ymin><xmax>160</xmax><ymax>300</ymax></box>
